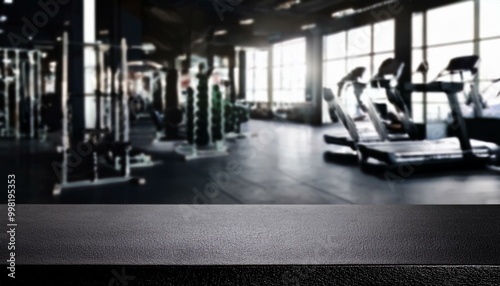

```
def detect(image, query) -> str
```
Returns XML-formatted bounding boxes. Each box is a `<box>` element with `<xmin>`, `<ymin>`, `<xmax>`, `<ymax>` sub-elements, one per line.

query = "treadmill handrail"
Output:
<box><xmin>340</xmin><ymin>66</ymin><xmax>388</xmax><ymax>142</ymax></box>
<box><xmin>356</xmin><ymin>86</ymin><xmax>388</xmax><ymax>141</ymax></box>
<box><xmin>477</xmin><ymin>77</ymin><xmax>500</xmax><ymax>105</ymax></box>
<box><xmin>371</xmin><ymin>58</ymin><xmax>419</xmax><ymax>140</ymax></box>
<box><xmin>403</xmin><ymin>82</ymin><xmax>464</xmax><ymax>93</ymax></box>
<box><xmin>324</xmin><ymin>87</ymin><xmax>360</xmax><ymax>142</ymax></box>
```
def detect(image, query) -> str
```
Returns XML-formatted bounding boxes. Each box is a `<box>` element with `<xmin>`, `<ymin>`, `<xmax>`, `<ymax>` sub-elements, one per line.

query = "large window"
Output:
<box><xmin>412</xmin><ymin>0</ymin><xmax>500</xmax><ymax>123</ymax></box>
<box><xmin>479</xmin><ymin>0</ymin><xmax>500</xmax><ymax>91</ymax></box>
<box><xmin>245</xmin><ymin>49</ymin><xmax>269</xmax><ymax>102</ymax></box>
<box><xmin>323</xmin><ymin>20</ymin><xmax>395</xmax><ymax>123</ymax></box>
<box><xmin>273</xmin><ymin>38</ymin><xmax>306</xmax><ymax>103</ymax></box>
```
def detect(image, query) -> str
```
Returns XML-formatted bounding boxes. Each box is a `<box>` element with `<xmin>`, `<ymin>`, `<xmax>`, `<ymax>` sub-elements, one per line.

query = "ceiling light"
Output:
<box><xmin>239</xmin><ymin>18</ymin><xmax>254</xmax><ymax>25</ymax></box>
<box><xmin>4</xmin><ymin>0</ymin><xmax>13</xmax><ymax>4</ymax></box>
<box><xmin>331</xmin><ymin>8</ymin><xmax>356</xmax><ymax>18</ymax></box>
<box><xmin>355</xmin><ymin>0</ymin><xmax>399</xmax><ymax>14</ymax></box>
<box><xmin>0</xmin><ymin>15</ymin><xmax>7</xmax><ymax>22</ymax></box>
<box><xmin>137</xmin><ymin>43</ymin><xmax>156</xmax><ymax>54</ymax></box>
<box><xmin>214</xmin><ymin>30</ymin><xmax>227</xmax><ymax>36</ymax></box>
<box><xmin>0</xmin><ymin>29</ymin><xmax>4</xmax><ymax>34</ymax></box>
<box><xmin>301</xmin><ymin>24</ymin><xmax>316</xmax><ymax>30</ymax></box>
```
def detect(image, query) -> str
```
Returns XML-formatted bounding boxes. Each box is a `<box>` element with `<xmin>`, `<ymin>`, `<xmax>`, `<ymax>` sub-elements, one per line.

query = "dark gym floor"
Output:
<box><xmin>1</xmin><ymin>120</ymin><xmax>499</xmax><ymax>205</ymax></box>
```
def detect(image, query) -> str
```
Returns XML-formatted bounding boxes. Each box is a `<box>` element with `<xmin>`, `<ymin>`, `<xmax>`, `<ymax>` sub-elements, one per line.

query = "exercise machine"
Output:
<box><xmin>174</xmin><ymin>63</ymin><xmax>229</xmax><ymax>160</ymax></box>
<box><xmin>127</xmin><ymin>61</ymin><xmax>167</xmax><ymax>123</ymax></box>
<box><xmin>357</xmin><ymin>55</ymin><xmax>499</xmax><ymax>168</ymax></box>
<box><xmin>92</xmin><ymin>61</ymin><xmax>161</xmax><ymax>170</ymax></box>
<box><xmin>222</xmin><ymin>80</ymin><xmax>251</xmax><ymax>140</ymax></box>
<box><xmin>462</xmin><ymin>76</ymin><xmax>500</xmax><ymax>119</ymax></box>
<box><xmin>53</xmin><ymin>32</ymin><xmax>146</xmax><ymax>196</ymax></box>
<box><xmin>323</xmin><ymin>59</ymin><xmax>416</xmax><ymax>157</ymax></box>
<box><xmin>0</xmin><ymin>48</ymin><xmax>46</xmax><ymax>140</ymax></box>
<box><xmin>158</xmin><ymin>67</ymin><xmax>185</xmax><ymax>141</ymax></box>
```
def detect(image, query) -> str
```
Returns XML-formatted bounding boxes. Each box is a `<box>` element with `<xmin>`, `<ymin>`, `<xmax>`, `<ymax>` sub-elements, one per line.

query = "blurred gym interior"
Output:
<box><xmin>0</xmin><ymin>0</ymin><xmax>499</xmax><ymax>205</ymax></box>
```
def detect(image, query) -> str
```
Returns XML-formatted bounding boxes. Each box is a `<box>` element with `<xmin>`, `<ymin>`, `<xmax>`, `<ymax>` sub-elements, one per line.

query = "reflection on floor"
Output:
<box><xmin>1</xmin><ymin>120</ymin><xmax>499</xmax><ymax>204</ymax></box>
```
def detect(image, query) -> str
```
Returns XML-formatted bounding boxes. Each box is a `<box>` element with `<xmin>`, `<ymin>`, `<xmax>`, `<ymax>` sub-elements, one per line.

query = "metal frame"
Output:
<box><xmin>1</xmin><ymin>49</ymin><xmax>12</xmax><ymax>137</ymax></box>
<box><xmin>0</xmin><ymin>48</ymin><xmax>46</xmax><ymax>140</ymax></box>
<box><xmin>53</xmin><ymin>32</ymin><xmax>145</xmax><ymax>196</ymax></box>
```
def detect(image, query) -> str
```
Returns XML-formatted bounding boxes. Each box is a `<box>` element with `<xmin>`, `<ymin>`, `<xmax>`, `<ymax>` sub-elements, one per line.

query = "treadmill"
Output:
<box><xmin>462</xmin><ymin>76</ymin><xmax>500</xmax><ymax>119</ymax></box>
<box><xmin>323</xmin><ymin>58</ymin><xmax>415</xmax><ymax>152</ymax></box>
<box><xmin>357</xmin><ymin>55</ymin><xmax>500</xmax><ymax>167</ymax></box>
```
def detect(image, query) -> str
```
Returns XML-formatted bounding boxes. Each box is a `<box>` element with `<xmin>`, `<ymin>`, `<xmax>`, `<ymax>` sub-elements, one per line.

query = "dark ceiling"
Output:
<box><xmin>0</xmin><ymin>0</ymin><xmax>455</xmax><ymax>61</ymax></box>
<box><xmin>0</xmin><ymin>0</ymin><xmax>71</xmax><ymax>47</ymax></box>
<box><xmin>141</xmin><ymin>0</ymin><xmax>391</xmax><ymax>58</ymax></box>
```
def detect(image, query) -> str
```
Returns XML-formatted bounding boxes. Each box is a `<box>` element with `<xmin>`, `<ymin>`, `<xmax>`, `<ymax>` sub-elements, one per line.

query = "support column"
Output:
<box><xmin>83</xmin><ymin>0</ymin><xmax>96</xmax><ymax>130</ymax></box>
<box><xmin>103</xmin><ymin>0</ymin><xmax>143</xmax><ymax>68</ymax></box>
<box><xmin>68</xmin><ymin>0</ymin><xmax>86</xmax><ymax>143</ymax></box>
<box><xmin>238</xmin><ymin>50</ymin><xmax>246</xmax><ymax>100</ymax></box>
<box><xmin>228</xmin><ymin>47</ymin><xmax>236</xmax><ymax>103</ymax></box>
<box><xmin>306</xmin><ymin>32</ymin><xmax>323</xmax><ymax>126</ymax></box>
<box><xmin>395</xmin><ymin>7</ymin><xmax>413</xmax><ymax>114</ymax></box>
<box><xmin>267</xmin><ymin>46</ymin><xmax>273</xmax><ymax>110</ymax></box>
<box><xmin>206</xmin><ymin>44</ymin><xmax>214</xmax><ymax>70</ymax></box>
<box><xmin>120</xmin><ymin>0</ymin><xmax>143</xmax><ymax>61</ymax></box>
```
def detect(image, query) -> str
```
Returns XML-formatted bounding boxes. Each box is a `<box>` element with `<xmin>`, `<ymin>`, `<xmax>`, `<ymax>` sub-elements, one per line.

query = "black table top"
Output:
<box><xmin>2</xmin><ymin>205</ymin><xmax>499</xmax><ymax>266</ymax></box>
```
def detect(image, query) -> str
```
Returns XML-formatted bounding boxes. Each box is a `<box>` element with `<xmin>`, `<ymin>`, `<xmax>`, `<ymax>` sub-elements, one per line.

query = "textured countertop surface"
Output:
<box><xmin>2</xmin><ymin>205</ymin><xmax>499</xmax><ymax>265</ymax></box>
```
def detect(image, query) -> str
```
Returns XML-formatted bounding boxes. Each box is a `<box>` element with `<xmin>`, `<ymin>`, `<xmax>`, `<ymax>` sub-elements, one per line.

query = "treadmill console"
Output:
<box><xmin>339</xmin><ymin>67</ymin><xmax>366</xmax><ymax>84</ymax></box>
<box><xmin>404</xmin><ymin>56</ymin><xmax>479</xmax><ymax>93</ymax></box>
<box><xmin>376</xmin><ymin>58</ymin><xmax>404</xmax><ymax>78</ymax></box>
<box><xmin>338</xmin><ymin>67</ymin><xmax>367</xmax><ymax>92</ymax></box>
<box><xmin>445</xmin><ymin>55</ymin><xmax>480</xmax><ymax>75</ymax></box>
<box><xmin>371</xmin><ymin>58</ymin><xmax>404</xmax><ymax>89</ymax></box>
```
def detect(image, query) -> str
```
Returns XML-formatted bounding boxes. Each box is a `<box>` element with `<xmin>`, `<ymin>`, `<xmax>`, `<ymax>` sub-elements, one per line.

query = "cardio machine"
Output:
<box><xmin>357</xmin><ymin>55</ymin><xmax>500</xmax><ymax>168</ymax></box>
<box><xmin>462</xmin><ymin>76</ymin><xmax>500</xmax><ymax>119</ymax></box>
<box><xmin>323</xmin><ymin>58</ymin><xmax>417</xmax><ymax>155</ymax></box>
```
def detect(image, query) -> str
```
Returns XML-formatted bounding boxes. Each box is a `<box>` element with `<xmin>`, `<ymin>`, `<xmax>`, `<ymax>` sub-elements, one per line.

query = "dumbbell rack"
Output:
<box><xmin>174</xmin><ymin>76</ymin><xmax>229</xmax><ymax>161</ymax></box>
<box><xmin>224</xmin><ymin>104</ymin><xmax>255</xmax><ymax>141</ymax></box>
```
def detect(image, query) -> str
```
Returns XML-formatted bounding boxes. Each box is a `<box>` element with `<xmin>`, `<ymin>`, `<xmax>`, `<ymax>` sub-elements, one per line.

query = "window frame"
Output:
<box><xmin>245</xmin><ymin>49</ymin><xmax>269</xmax><ymax>102</ymax></box>
<box><xmin>272</xmin><ymin>38</ymin><xmax>307</xmax><ymax>104</ymax></box>
<box><xmin>411</xmin><ymin>0</ymin><xmax>500</xmax><ymax>123</ymax></box>
<box><xmin>322</xmin><ymin>20</ymin><xmax>396</xmax><ymax>123</ymax></box>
